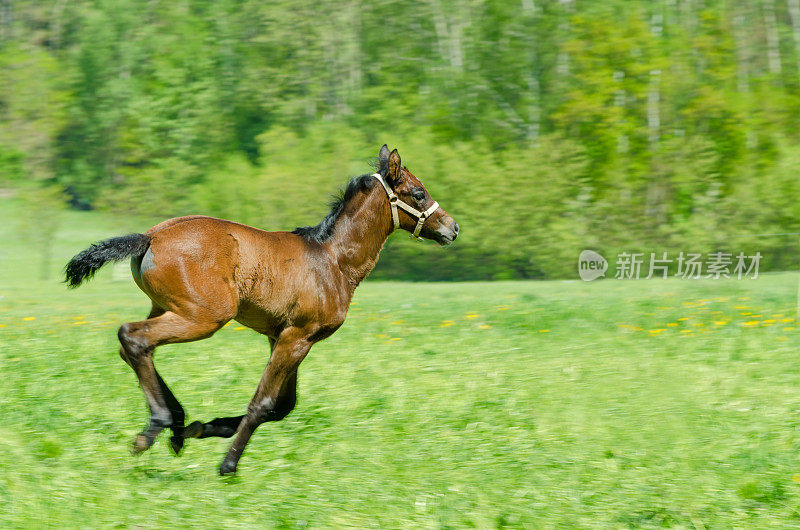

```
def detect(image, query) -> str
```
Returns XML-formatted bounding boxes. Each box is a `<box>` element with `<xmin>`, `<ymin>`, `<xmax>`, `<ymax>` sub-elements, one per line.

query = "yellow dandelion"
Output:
<box><xmin>73</xmin><ymin>316</ymin><xmax>85</xmax><ymax>320</ymax></box>
<box><xmin>763</xmin><ymin>319</ymin><xmax>776</xmax><ymax>324</ymax></box>
<box><xmin>774</xmin><ymin>313</ymin><xmax>785</xmax><ymax>318</ymax></box>
<box><xmin>375</xmin><ymin>333</ymin><xmax>388</xmax><ymax>339</ymax></box>
<box><xmin>793</xmin><ymin>474</ymin><xmax>800</xmax><ymax>484</ymax></box>
<box><xmin>234</xmin><ymin>326</ymin><xmax>246</xmax><ymax>331</ymax></box>
<box><xmin>478</xmin><ymin>325</ymin><xmax>492</xmax><ymax>330</ymax></box>
<box><xmin>440</xmin><ymin>320</ymin><xmax>455</xmax><ymax>327</ymax></box>
<box><xmin>389</xmin><ymin>337</ymin><xmax>402</xmax><ymax>341</ymax></box>
<box><xmin>0</xmin><ymin>324</ymin><xmax>6</xmax><ymax>328</ymax></box>
<box><xmin>73</xmin><ymin>321</ymin><xmax>87</xmax><ymax>325</ymax></box>
<box><xmin>648</xmin><ymin>329</ymin><xmax>665</xmax><ymax>334</ymax></box>
<box><xmin>734</xmin><ymin>305</ymin><xmax>749</xmax><ymax>310</ymax></box>
<box><xmin>697</xmin><ymin>299</ymin><xmax>710</xmax><ymax>303</ymax></box>
<box><xmin>742</xmin><ymin>321</ymin><xmax>760</xmax><ymax>327</ymax></box>
<box><xmin>678</xmin><ymin>317</ymin><xmax>690</xmax><ymax>321</ymax></box>
<box><xmin>738</xmin><ymin>297</ymin><xmax>750</xmax><ymax>300</ymax></box>
<box><xmin>667</xmin><ymin>323</ymin><xmax>678</xmax><ymax>327</ymax></box>
<box><xmin>752</xmin><ymin>314</ymin><xmax>763</xmax><ymax>318</ymax></box>
<box><xmin>465</xmin><ymin>314</ymin><xmax>479</xmax><ymax>319</ymax></box>
<box><xmin>539</xmin><ymin>329</ymin><xmax>550</xmax><ymax>333</ymax></box>
<box><xmin>694</xmin><ymin>322</ymin><xmax>704</xmax><ymax>327</ymax></box>
<box><xmin>23</xmin><ymin>317</ymin><xmax>35</xmax><ymax>321</ymax></box>
<box><xmin>714</xmin><ymin>321</ymin><xmax>728</xmax><ymax>326</ymax></box>
<box><xmin>740</xmin><ymin>312</ymin><xmax>752</xmax><ymax>316</ymax></box>
<box><xmin>784</xmin><ymin>327</ymin><xmax>795</xmax><ymax>331</ymax></box>
<box><xmin>782</xmin><ymin>318</ymin><xmax>795</xmax><ymax>323</ymax></box>
<box><xmin>495</xmin><ymin>306</ymin><xmax>509</xmax><ymax>311</ymax></box>
<box><xmin>391</xmin><ymin>321</ymin><xmax>404</xmax><ymax>325</ymax></box>
<box><xmin>680</xmin><ymin>329</ymin><xmax>693</xmax><ymax>333</ymax></box>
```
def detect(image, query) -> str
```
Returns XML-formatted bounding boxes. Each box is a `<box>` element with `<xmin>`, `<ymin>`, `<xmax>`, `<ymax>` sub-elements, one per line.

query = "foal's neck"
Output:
<box><xmin>326</xmin><ymin>183</ymin><xmax>394</xmax><ymax>290</ymax></box>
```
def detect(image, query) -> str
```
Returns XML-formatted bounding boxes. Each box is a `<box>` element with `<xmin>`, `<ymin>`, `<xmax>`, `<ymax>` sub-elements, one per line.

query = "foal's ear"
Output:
<box><xmin>378</xmin><ymin>144</ymin><xmax>390</xmax><ymax>175</ymax></box>
<box><xmin>387</xmin><ymin>149</ymin><xmax>402</xmax><ymax>186</ymax></box>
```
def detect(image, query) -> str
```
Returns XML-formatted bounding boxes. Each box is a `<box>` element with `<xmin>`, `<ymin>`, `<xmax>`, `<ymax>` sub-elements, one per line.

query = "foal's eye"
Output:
<box><xmin>411</xmin><ymin>188</ymin><xmax>426</xmax><ymax>202</ymax></box>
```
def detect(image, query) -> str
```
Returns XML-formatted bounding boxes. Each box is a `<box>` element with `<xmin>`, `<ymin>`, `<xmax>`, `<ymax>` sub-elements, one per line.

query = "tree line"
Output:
<box><xmin>2</xmin><ymin>0</ymin><xmax>800</xmax><ymax>280</ymax></box>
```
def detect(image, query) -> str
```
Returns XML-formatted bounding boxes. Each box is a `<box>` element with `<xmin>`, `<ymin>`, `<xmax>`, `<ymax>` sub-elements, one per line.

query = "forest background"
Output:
<box><xmin>2</xmin><ymin>0</ymin><xmax>800</xmax><ymax>280</ymax></box>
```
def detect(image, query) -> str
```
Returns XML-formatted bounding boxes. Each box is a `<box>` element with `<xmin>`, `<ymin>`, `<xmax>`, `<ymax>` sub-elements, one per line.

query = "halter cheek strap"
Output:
<box><xmin>372</xmin><ymin>173</ymin><xmax>439</xmax><ymax>239</ymax></box>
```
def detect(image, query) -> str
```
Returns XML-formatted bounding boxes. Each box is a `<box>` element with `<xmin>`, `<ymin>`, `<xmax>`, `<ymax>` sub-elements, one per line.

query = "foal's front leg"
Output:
<box><xmin>184</xmin><ymin>371</ymin><xmax>299</xmax><ymax>440</ymax></box>
<box><xmin>219</xmin><ymin>327</ymin><xmax>311</xmax><ymax>475</ymax></box>
<box><xmin>184</xmin><ymin>415</ymin><xmax>244</xmax><ymax>439</ymax></box>
<box><xmin>184</xmin><ymin>338</ymin><xmax>275</xmax><ymax>441</ymax></box>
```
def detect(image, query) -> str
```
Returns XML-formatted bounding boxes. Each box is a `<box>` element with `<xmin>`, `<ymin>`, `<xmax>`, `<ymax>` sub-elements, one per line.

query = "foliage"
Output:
<box><xmin>3</xmin><ymin>0</ymin><xmax>800</xmax><ymax>279</ymax></box>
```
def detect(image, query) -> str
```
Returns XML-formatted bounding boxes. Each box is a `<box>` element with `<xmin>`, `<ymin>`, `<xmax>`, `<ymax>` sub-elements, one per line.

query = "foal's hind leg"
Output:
<box><xmin>119</xmin><ymin>306</ymin><xmax>187</xmax><ymax>454</ymax></box>
<box><xmin>118</xmin><ymin>310</ymin><xmax>225</xmax><ymax>454</ymax></box>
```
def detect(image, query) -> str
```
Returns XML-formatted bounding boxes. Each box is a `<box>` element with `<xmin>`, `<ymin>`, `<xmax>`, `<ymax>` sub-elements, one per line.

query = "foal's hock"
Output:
<box><xmin>65</xmin><ymin>145</ymin><xmax>459</xmax><ymax>475</ymax></box>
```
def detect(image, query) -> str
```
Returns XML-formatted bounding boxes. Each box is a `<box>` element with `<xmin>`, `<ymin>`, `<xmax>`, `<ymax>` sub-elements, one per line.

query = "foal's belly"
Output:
<box><xmin>233</xmin><ymin>302</ymin><xmax>283</xmax><ymax>338</ymax></box>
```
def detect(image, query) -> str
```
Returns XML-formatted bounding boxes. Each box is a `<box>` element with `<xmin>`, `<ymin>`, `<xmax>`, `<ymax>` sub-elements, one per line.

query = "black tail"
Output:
<box><xmin>64</xmin><ymin>233</ymin><xmax>151</xmax><ymax>288</ymax></box>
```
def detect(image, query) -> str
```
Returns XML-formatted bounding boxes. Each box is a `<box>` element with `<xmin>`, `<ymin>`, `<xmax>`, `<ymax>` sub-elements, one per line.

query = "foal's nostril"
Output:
<box><xmin>453</xmin><ymin>222</ymin><xmax>460</xmax><ymax>235</ymax></box>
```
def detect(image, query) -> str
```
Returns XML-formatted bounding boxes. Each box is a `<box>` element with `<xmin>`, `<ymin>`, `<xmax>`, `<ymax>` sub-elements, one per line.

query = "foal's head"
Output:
<box><xmin>377</xmin><ymin>145</ymin><xmax>460</xmax><ymax>246</ymax></box>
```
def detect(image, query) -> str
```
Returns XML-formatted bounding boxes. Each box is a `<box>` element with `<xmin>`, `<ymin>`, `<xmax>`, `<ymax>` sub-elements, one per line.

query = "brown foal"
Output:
<box><xmin>65</xmin><ymin>145</ymin><xmax>459</xmax><ymax>475</ymax></box>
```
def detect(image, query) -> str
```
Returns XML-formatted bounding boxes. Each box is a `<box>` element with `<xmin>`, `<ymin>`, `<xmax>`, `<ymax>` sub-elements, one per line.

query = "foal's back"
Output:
<box><xmin>135</xmin><ymin>215</ymin><xmax>344</xmax><ymax>336</ymax></box>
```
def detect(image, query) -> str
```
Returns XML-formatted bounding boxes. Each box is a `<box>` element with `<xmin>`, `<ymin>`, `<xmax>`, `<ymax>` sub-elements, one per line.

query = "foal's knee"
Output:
<box><xmin>248</xmin><ymin>394</ymin><xmax>297</xmax><ymax>424</ymax></box>
<box><xmin>273</xmin><ymin>393</ymin><xmax>297</xmax><ymax>421</ymax></box>
<box><xmin>118</xmin><ymin>323</ymin><xmax>150</xmax><ymax>363</ymax></box>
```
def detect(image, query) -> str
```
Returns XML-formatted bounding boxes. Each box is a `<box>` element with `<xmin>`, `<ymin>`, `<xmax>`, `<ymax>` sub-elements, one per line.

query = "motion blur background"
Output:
<box><xmin>2</xmin><ymin>0</ymin><xmax>800</xmax><ymax>278</ymax></box>
<box><xmin>8</xmin><ymin>3</ymin><xmax>800</xmax><ymax>526</ymax></box>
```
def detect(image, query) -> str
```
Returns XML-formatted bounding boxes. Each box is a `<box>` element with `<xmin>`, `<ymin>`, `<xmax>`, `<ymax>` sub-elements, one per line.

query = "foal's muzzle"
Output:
<box><xmin>435</xmin><ymin>220</ymin><xmax>459</xmax><ymax>246</ymax></box>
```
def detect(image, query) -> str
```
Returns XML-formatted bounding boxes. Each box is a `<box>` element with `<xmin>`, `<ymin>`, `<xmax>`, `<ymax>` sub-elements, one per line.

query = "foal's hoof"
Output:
<box><xmin>169</xmin><ymin>435</ymin><xmax>184</xmax><ymax>456</ymax></box>
<box><xmin>184</xmin><ymin>421</ymin><xmax>204</xmax><ymax>439</ymax></box>
<box><xmin>132</xmin><ymin>434</ymin><xmax>152</xmax><ymax>455</ymax></box>
<box><xmin>219</xmin><ymin>459</ymin><xmax>238</xmax><ymax>476</ymax></box>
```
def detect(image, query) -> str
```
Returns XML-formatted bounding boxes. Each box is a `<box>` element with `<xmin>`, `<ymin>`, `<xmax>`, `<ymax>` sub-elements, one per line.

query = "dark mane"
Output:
<box><xmin>292</xmin><ymin>173</ymin><xmax>377</xmax><ymax>244</ymax></box>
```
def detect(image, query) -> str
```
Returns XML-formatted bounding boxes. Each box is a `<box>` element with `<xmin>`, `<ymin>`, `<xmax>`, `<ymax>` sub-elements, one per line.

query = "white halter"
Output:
<box><xmin>372</xmin><ymin>173</ymin><xmax>439</xmax><ymax>239</ymax></box>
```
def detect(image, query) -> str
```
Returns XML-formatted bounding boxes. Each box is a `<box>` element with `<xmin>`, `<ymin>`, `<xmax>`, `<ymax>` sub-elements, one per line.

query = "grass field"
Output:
<box><xmin>4</xmin><ymin>197</ymin><xmax>800</xmax><ymax>527</ymax></box>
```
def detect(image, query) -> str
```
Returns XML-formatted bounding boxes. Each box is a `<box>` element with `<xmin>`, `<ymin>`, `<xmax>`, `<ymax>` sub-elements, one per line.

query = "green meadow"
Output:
<box><xmin>3</xmin><ymin>196</ymin><xmax>800</xmax><ymax>527</ymax></box>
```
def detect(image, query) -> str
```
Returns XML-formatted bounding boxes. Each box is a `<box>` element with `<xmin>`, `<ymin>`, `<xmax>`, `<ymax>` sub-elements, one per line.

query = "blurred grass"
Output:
<box><xmin>3</xmin><ymin>195</ymin><xmax>800</xmax><ymax>526</ymax></box>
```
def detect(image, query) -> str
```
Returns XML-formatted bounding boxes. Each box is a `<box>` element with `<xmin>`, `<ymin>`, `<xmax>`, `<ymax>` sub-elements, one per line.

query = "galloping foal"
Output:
<box><xmin>65</xmin><ymin>145</ymin><xmax>459</xmax><ymax>474</ymax></box>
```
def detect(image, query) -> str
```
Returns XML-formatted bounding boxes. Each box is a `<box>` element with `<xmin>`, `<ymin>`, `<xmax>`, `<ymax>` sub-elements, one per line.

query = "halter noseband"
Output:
<box><xmin>372</xmin><ymin>173</ymin><xmax>439</xmax><ymax>239</ymax></box>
